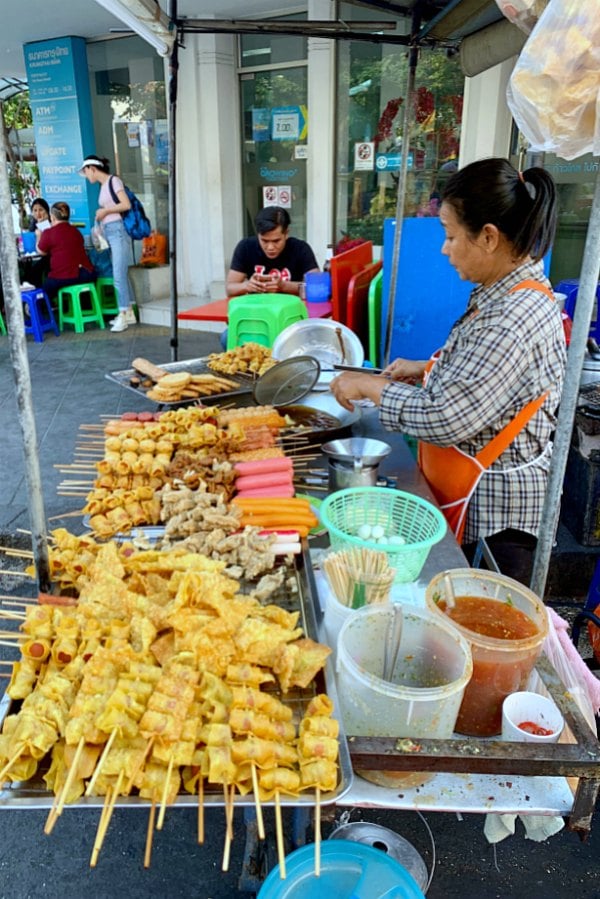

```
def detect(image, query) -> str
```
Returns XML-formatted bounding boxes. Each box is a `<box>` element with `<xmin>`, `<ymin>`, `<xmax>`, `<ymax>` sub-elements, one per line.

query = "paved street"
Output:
<box><xmin>0</xmin><ymin>323</ymin><xmax>598</xmax><ymax>898</ymax></box>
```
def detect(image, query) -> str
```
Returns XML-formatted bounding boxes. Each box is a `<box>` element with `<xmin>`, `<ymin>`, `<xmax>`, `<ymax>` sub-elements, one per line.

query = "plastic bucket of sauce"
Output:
<box><xmin>425</xmin><ymin>569</ymin><xmax>548</xmax><ymax>737</ymax></box>
<box><xmin>336</xmin><ymin>604</ymin><xmax>472</xmax><ymax>787</ymax></box>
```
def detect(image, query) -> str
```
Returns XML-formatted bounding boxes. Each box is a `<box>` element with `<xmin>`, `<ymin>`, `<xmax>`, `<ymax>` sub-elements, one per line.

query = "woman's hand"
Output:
<box><xmin>330</xmin><ymin>372</ymin><xmax>389</xmax><ymax>411</ymax></box>
<box><xmin>383</xmin><ymin>358</ymin><xmax>426</xmax><ymax>384</ymax></box>
<box><xmin>95</xmin><ymin>208</ymin><xmax>107</xmax><ymax>222</ymax></box>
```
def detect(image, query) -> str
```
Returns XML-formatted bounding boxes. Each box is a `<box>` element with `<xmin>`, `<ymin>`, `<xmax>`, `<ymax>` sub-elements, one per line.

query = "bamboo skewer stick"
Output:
<box><xmin>314</xmin><ymin>787</ymin><xmax>321</xmax><ymax>877</ymax></box>
<box><xmin>0</xmin><ymin>598</ymin><xmax>37</xmax><ymax>607</ymax></box>
<box><xmin>0</xmin><ymin>640</ymin><xmax>22</xmax><ymax>650</ymax></box>
<box><xmin>0</xmin><ymin>547</ymin><xmax>33</xmax><ymax>558</ymax></box>
<box><xmin>222</xmin><ymin>784</ymin><xmax>235</xmax><ymax>872</ymax></box>
<box><xmin>156</xmin><ymin>754</ymin><xmax>175</xmax><ymax>831</ymax></box>
<box><xmin>0</xmin><ymin>570</ymin><xmax>35</xmax><ymax>579</ymax></box>
<box><xmin>144</xmin><ymin>801</ymin><xmax>157</xmax><ymax>868</ymax></box>
<box><xmin>85</xmin><ymin>729</ymin><xmax>118</xmax><ymax>797</ymax></box>
<box><xmin>47</xmin><ymin>511</ymin><xmax>85</xmax><ymax>521</ymax></box>
<box><xmin>52</xmin><ymin>737</ymin><xmax>86</xmax><ymax>823</ymax></box>
<box><xmin>250</xmin><ymin>762</ymin><xmax>265</xmax><ymax>840</ymax></box>
<box><xmin>125</xmin><ymin>736</ymin><xmax>154</xmax><ymax>795</ymax></box>
<box><xmin>0</xmin><ymin>609</ymin><xmax>26</xmax><ymax>621</ymax></box>
<box><xmin>0</xmin><ymin>743</ymin><xmax>25</xmax><ymax>784</ymax></box>
<box><xmin>275</xmin><ymin>791</ymin><xmax>286</xmax><ymax>879</ymax></box>
<box><xmin>197</xmin><ymin>777</ymin><xmax>204</xmax><ymax>844</ymax></box>
<box><xmin>90</xmin><ymin>787</ymin><xmax>113</xmax><ymax>868</ymax></box>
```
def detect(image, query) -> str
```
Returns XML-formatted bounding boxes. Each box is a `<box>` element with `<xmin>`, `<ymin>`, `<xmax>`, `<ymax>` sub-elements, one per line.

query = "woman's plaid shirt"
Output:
<box><xmin>379</xmin><ymin>260</ymin><xmax>567</xmax><ymax>543</ymax></box>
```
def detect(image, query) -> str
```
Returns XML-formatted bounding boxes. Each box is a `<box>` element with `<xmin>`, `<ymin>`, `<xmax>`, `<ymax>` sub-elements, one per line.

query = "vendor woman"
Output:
<box><xmin>330</xmin><ymin>158</ymin><xmax>567</xmax><ymax>585</ymax></box>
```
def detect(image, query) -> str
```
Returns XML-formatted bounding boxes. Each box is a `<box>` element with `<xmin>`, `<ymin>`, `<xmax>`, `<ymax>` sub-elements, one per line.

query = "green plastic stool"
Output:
<box><xmin>0</xmin><ymin>309</ymin><xmax>6</xmax><ymax>336</ymax></box>
<box><xmin>227</xmin><ymin>293</ymin><xmax>308</xmax><ymax>350</ymax></box>
<box><xmin>58</xmin><ymin>283</ymin><xmax>105</xmax><ymax>333</ymax></box>
<box><xmin>95</xmin><ymin>277</ymin><xmax>119</xmax><ymax>316</ymax></box>
<box><xmin>368</xmin><ymin>269</ymin><xmax>383</xmax><ymax>367</ymax></box>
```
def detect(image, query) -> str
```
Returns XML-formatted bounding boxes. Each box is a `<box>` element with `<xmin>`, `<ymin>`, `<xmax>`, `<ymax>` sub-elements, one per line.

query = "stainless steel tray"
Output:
<box><xmin>105</xmin><ymin>356</ymin><xmax>254</xmax><ymax>406</ymax></box>
<box><xmin>0</xmin><ymin>543</ymin><xmax>352</xmax><ymax>810</ymax></box>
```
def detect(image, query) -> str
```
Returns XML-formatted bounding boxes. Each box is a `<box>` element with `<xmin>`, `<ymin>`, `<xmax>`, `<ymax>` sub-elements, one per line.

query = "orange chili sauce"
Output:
<box><xmin>437</xmin><ymin>596</ymin><xmax>541</xmax><ymax>736</ymax></box>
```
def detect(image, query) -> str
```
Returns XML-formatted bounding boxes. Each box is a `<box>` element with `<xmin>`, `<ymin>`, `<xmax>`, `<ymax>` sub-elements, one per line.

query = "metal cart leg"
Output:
<box><xmin>291</xmin><ymin>805</ymin><xmax>311</xmax><ymax>848</ymax></box>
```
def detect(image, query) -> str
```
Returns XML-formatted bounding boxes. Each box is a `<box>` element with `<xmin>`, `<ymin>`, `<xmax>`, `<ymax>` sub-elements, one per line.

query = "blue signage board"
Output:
<box><xmin>375</xmin><ymin>152</ymin><xmax>413</xmax><ymax>172</ymax></box>
<box><xmin>24</xmin><ymin>37</ymin><xmax>96</xmax><ymax>234</ymax></box>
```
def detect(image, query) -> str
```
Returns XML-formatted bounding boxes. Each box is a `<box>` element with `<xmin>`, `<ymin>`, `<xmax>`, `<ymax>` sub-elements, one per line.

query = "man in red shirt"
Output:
<box><xmin>38</xmin><ymin>202</ymin><xmax>96</xmax><ymax>300</ymax></box>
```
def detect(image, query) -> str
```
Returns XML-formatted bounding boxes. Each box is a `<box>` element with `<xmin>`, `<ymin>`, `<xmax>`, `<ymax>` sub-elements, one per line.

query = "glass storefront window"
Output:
<box><xmin>335</xmin><ymin>22</ymin><xmax>464</xmax><ymax>249</ymax></box>
<box><xmin>86</xmin><ymin>37</ymin><xmax>168</xmax><ymax>243</ymax></box>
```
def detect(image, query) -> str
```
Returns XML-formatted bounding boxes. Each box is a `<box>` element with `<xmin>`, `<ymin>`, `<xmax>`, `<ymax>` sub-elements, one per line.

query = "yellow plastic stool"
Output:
<box><xmin>58</xmin><ymin>283</ymin><xmax>105</xmax><ymax>333</ymax></box>
<box><xmin>227</xmin><ymin>293</ymin><xmax>308</xmax><ymax>350</ymax></box>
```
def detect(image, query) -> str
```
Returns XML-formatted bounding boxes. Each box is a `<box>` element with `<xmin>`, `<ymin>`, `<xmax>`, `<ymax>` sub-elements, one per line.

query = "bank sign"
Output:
<box><xmin>24</xmin><ymin>37</ymin><xmax>96</xmax><ymax>233</ymax></box>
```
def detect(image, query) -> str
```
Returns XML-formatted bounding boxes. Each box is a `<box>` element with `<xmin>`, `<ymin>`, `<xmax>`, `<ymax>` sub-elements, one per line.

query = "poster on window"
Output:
<box><xmin>262</xmin><ymin>185</ymin><xmax>292</xmax><ymax>209</ymax></box>
<box><xmin>127</xmin><ymin>123</ymin><xmax>140</xmax><ymax>148</ymax></box>
<box><xmin>354</xmin><ymin>141</ymin><xmax>375</xmax><ymax>171</ymax></box>
<box><xmin>263</xmin><ymin>185</ymin><xmax>278</xmax><ymax>206</ymax></box>
<box><xmin>155</xmin><ymin>119</ymin><xmax>169</xmax><ymax>165</ymax></box>
<box><xmin>252</xmin><ymin>108</ymin><xmax>270</xmax><ymax>142</ymax></box>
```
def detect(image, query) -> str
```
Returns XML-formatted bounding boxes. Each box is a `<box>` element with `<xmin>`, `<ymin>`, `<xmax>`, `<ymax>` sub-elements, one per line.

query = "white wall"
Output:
<box><xmin>459</xmin><ymin>57</ymin><xmax>516</xmax><ymax>166</ymax></box>
<box><xmin>307</xmin><ymin>0</ymin><xmax>336</xmax><ymax>267</ymax></box>
<box><xmin>176</xmin><ymin>33</ymin><xmax>243</xmax><ymax>300</ymax></box>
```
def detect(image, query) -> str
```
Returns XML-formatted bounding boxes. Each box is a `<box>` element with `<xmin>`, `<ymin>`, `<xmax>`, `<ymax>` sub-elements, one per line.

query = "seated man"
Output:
<box><xmin>226</xmin><ymin>206</ymin><xmax>319</xmax><ymax>299</ymax></box>
<box><xmin>37</xmin><ymin>202</ymin><xmax>96</xmax><ymax>301</ymax></box>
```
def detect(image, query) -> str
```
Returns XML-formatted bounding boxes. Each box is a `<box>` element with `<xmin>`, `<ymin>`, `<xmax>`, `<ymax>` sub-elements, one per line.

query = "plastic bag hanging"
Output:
<box><xmin>506</xmin><ymin>0</ymin><xmax>600</xmax><ymax>160</ymax></box>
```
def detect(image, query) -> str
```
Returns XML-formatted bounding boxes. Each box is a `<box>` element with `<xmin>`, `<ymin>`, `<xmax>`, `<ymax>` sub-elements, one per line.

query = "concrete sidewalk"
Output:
<box><xmin>0</xmin><ymin>323</ymin><xmax>598</xmax><ymax>898</ymax></box>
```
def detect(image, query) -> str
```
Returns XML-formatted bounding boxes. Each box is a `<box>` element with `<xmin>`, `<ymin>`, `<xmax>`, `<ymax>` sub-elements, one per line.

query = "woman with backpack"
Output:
<box><xmin>79</xmin><ymin>155</ymin><xmax>136</xmax><ymax>333</ymax></box>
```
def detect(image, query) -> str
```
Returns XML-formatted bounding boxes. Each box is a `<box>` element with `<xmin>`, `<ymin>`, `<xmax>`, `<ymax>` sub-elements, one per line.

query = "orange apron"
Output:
<box><xmin>417</xmin><ymin>279</ymin><xmax>555</xmax><ymax>543</ymax></box>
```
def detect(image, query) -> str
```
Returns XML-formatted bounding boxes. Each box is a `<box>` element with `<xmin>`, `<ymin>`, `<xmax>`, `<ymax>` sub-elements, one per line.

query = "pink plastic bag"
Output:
<box><xmin>507</xmin><ymin>0</ymin><xmax>600</xmax><ymax>160</ymax></box>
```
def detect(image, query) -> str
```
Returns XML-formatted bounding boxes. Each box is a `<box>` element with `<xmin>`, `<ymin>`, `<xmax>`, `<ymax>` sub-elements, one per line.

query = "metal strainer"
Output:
<box><xmin>252</xmin><ymin>355</ymin><xmax>321</xmax><ymax>407</ymax></box>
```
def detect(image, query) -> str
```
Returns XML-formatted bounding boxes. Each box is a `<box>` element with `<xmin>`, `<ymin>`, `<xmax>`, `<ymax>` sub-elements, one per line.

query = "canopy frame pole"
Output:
<box><xmin>530</xmin><ymin>167</ymin><xmax>600</xmax><ymax>598</ymax></box>
<box><xmin>168</xmin><ymin>1</ymin><xmax>179</xmax><ymax>362</ymax></box>
<box><xmin>383</xmin><ymin>10</ymin><xmax>421</xmax><ymax>367</ymax></box>
<box><xmin>0</xmin><ymin>102</ymin><xmax>50</xmax><ymax>592</ymax></box>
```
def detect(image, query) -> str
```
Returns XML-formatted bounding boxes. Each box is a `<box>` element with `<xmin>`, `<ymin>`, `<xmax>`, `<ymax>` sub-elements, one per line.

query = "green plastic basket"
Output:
<box><xmin>320</xmin><ymin>487</ymin><xmax>447</xmax><ymax>583</ymax></box>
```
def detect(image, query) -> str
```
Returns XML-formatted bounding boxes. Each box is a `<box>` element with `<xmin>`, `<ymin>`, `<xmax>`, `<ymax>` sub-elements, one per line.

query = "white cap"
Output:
<box><xmin>79</xmin><ymin>156</ymin><xmax>105</xmax><ymax>173</ymax></box>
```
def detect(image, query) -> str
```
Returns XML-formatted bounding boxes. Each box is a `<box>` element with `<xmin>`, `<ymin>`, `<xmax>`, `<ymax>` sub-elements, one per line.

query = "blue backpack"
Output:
<box><xmin>108</xmin><ymin>176</ymin><xmax>152</xmax><ymax>240</ymax></box>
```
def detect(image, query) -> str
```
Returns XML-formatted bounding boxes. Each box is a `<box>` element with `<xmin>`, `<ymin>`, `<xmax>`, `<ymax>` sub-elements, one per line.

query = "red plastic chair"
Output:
<box><xmin>330</xmin><ymin>241</ymin><xmax>373</xmax><ymax>323</ymax></box>
<box><xmin>346</xmin><ymin>260</ymin><xmax>383</xmax><ymax>354</ymax></box>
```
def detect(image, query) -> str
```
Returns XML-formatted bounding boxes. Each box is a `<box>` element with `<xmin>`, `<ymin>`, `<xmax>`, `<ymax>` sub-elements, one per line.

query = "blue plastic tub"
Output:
<box><xmin>257</xmin><ymin>840</ymin><xmax>424</xmax><ymax>898</ymax></box>
<box><xmin>305</xmin><ymin>271</ymin><xmax>331</xmax><ymax>302</ymax></box>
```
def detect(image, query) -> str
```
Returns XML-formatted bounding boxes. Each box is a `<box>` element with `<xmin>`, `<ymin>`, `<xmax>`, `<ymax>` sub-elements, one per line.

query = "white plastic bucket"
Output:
<box><xmin>336</xmin><ymin>605</ymin><xmax>472</xmax><ymax>786</ymax></box>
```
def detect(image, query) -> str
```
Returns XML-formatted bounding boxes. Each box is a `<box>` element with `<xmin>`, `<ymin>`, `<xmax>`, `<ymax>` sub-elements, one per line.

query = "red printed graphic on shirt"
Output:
<box><xmin>253</xmin><ymin>265</ymin><xmax>291</xmax><ymax>281</ymax></box>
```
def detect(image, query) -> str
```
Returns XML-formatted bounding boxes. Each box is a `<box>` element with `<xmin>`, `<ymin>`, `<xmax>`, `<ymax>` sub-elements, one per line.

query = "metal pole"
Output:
<box><xmin>0</xmin><ymin>104</ymin><xmax>50</xmax><ymax>592</ymax></box>
<box><xmin>530</xmin><ymin>167</ymin><xmax>600</xmax><ymax>598</ymax></box>
<box><xmin>168</xmin><ymin>2</ymin><xmax>179</xmax><ymax>362</ymax></box>
<box><xmin>382</xmin><ymin>14</ymin><xmax>420</xmax><ymax>367</ymax></box>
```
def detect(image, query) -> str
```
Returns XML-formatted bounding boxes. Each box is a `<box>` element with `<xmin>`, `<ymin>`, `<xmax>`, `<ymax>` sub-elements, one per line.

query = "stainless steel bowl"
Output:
<box><xmin>272</xmin><ymin>319</ymin><xmax>365</xmax><ymax>369</ymax></box>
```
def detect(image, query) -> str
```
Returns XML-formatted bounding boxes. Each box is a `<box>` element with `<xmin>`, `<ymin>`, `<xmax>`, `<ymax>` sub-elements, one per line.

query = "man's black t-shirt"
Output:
<box><xmin>230</xmin><ymin>236</ymin><xmax>318</xmax><ymax>285</ymax></box>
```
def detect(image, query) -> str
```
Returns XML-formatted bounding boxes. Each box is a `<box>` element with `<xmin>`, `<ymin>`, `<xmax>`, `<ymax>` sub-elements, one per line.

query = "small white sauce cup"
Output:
<box><xmin>502</xmin><ymin>691</ymin><xmax>564</xmax><ymax>743</ymax></box>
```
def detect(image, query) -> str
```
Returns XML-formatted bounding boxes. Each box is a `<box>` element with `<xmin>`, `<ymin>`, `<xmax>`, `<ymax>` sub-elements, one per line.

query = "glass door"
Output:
<box><xmin>240</xmin><ymin>66</ymin><xmax>308</xmax><ymax>239</ymax></box>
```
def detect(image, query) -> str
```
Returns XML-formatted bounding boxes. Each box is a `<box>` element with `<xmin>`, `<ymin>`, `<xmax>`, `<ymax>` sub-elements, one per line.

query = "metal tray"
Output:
<box><xmin>0</xmin><ymin>543</ymin><xmax>352</xmax><ymax>810</ymax></box>
<box><xmin>105</xmin><ymin>356</ymin><xmax>254</xmax><ymax>406</ymax></box>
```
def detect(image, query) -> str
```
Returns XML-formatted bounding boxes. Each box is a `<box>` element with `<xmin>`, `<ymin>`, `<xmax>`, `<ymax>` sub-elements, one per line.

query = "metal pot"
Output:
<box><xmin>581</xmin><ymin>352</ymin><xmax>600</xmax><ymax>387</ymax></box>
<box><xmin>322</xmin><ymin>437</ymin><xmax>391</xmax><ymax>491</ymax></box>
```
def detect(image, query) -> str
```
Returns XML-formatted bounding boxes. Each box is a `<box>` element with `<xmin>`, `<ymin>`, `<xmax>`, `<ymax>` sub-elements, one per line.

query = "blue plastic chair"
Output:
<box><xmin>555</xmin><ymin>279</ymin><xmax>600</xmax><ymax>342</ymax></box>
<box><xmin>21</xmin><ymin>288</ymin><xmax>60</xmax><ymax>343</ymax></box>
<box><xmin>571</xmin><ymin>557</ymin><xmax>600</xmax><ymax>652</ymax></box>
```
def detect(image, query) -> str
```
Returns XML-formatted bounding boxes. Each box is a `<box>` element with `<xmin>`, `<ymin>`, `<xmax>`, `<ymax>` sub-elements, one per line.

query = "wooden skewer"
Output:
<box><xmin>0</xmin><ymin>570</ymin><xmax>35</xmax><ymax>579</ymax></box>
<box><xmin>275</xmin><ymin>790</ymin><xmax>286</xmax><ymax>879</ymax></box>
<box><xmin>0</xmin><ymin>630</ymin><xmax>24</xmax><ymax>640</ymax></box>
<box><xmin>144</xmin><ymin>801</ymin><xmax>157</xmax><ymax>868</ymax></box>
<box><xmin>222</xmin><ymin>784</ymin><xmax>235</xmax><ymax>872</ymax></box>
<box><xmin>0</xmin><ymin>743</ymin><xmax>25</xmax><ymax>784</ymax></box>
<box><xmin>85</xmin><ymin>729</ymin><xmax>118</xmax><ymax>797</ymax></box>
<box><xmin>90</xmin><ymin>786</ymin><xmax>114</xmax><ymax>868</ymax></box>
<box><xmin>0</xmin><ymin>598</ymin><xmax>36</xmax><ymax>607</ymax></box>
<box><xmin>0</xmin><ymin>659</ymin><xmax>16</xmax><ymax>665</ymax></box>
<box><xmin>197</xmin><ymin>777</ymin><xmax>204</xmax><ymax>844</ymax></box>
<box><xmin>156</xmin><ymin>754</ymin><xmax>175</xmax><ymax>831</ymax></box>
<box><xmin>54</xmin><ymin>736</ymin><xmax>86</xmax><ymax>820</ymax></box>
<box><xmin>125</xmin><ymin>736</ymin><xmax>154</xmax><ymax>795</ymax></box>
<box><xmin>0</xmin><ymin>640</ymin><xmax>22</xmax><ymax>650</ymax></box>
<box><xmin>314</xmin><ymin>787</ymin><xmax>321</xmax><ymax>877</ymax></box>
<box><xmin>47</xmin><ymin>511</ymin><xmax>85</xmax><ymax>521</ymax></box>
<box><xmin>0</xmin><ymin>547</ymin><xmax>33</xmax><ymax>558</ymax></box>
<box><xmin>250</xmin><ymin>763</ymin><xmax>265</xmax><ymax>840</ymax></box>
<box><xmin>0</xmin><ymin>609</ymin><xmax>26</xmax><ymax>621</ymax></box>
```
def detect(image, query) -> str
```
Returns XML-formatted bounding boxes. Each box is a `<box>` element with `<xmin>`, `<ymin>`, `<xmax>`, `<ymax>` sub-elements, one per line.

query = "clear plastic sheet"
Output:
<box><xmin>506</xmin><ymin>0</ymin><xmax>600</xmax><ymax>160</ymax></box>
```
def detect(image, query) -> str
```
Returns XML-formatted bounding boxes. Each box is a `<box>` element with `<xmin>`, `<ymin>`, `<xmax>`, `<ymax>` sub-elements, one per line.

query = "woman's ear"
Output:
<box><xmin>480</xmin><ymin>222</ymin><xmax>501</xmax><ymax>253</ymax></box>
